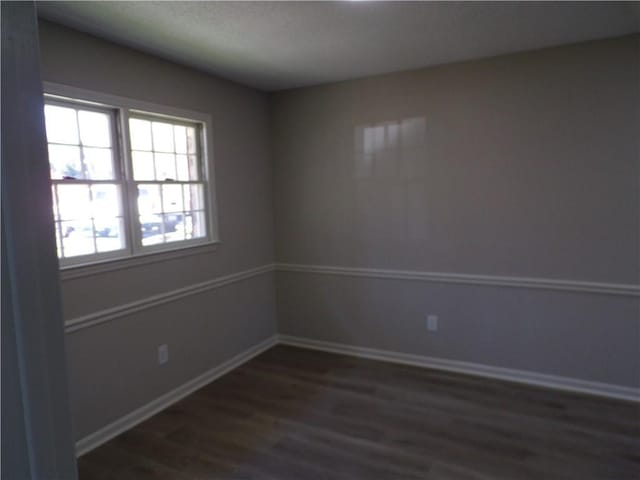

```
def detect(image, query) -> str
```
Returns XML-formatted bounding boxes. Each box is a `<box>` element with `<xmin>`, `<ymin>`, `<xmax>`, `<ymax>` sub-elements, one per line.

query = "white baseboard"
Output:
<box><xmin>75</xmin><ymin>334</ymin><xmax>278</xmax><ymax>457</ymax></box>
<box><xmin>75</xmin><ymin>332</ymin><xmax>638</xmax><ymax>457</ymax></box>
<box><xmin>279</xmin><ymin>335</ymin><xmax>640</xmax><ymax>403</ymax></box>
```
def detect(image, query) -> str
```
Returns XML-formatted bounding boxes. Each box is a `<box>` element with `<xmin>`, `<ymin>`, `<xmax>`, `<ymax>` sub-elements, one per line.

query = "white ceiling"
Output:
<box><xmin>37</xmin><ymin>1</ymin><xmax>640</xmax><ymax>92</ymax></box>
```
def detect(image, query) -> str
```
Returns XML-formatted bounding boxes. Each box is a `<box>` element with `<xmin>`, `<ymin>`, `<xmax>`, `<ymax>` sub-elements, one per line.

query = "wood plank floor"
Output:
<box><xmin>78</xmin><ymin>345</ymin><xmax>640</xmax><ymax>480</ymax></box>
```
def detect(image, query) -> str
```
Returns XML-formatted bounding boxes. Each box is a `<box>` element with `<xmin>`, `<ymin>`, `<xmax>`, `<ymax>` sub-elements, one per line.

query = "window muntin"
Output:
<box><xmin>43</xmin><ymin>94</ymin><xmax>214</xmax><ymax>268</ymax></box>
<box><xmin>129</xmin><ymin>115</ymin><xmax>207</xmax><ymax>247</ymax></box>
<box><xmin>45</xmin><ymin>103</ymin><xmax>116</xmax><ymax>180</ymax></box>
<box><xmin>45</xmin><ymin>102</ymin><xmax>126</xmax><ymax>261</ymax></box>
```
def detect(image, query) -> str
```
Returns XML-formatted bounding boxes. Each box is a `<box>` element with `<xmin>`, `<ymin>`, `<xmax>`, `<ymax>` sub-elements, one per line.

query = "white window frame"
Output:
<box><xmin>43</xmin><ymin>82</ymin><xmax>220</xmax><ymax>273</ymax></box>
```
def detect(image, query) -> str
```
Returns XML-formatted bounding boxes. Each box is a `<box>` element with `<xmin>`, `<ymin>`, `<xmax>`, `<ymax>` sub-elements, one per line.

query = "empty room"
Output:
<box><xmin>2</xmin><ymin>1</ymin><xmax>639</xmax><ymax>479</ymax></box>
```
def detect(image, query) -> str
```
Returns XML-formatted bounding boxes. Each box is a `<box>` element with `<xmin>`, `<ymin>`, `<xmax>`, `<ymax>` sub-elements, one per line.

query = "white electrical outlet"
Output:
<box><xmin>158</xmin><ymin>344</ymin><xmax>169</xmax><ymax>365</ymax></box>
<box><xmin>426</xmin><ymin>315</ymin><xmax>438</xmax><ymax>332</ymax></box>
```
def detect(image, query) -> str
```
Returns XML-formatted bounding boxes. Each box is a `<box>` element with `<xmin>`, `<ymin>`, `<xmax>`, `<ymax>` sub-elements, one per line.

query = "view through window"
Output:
<box><xmin>129</xmin><ymin>116</ymin><xmax>207</xmax><ymax>247</ymax></box>
<box><xmin>44</xmin><ymin>94</ymin><xmax>213</xmax><ymax>266</ymax></box>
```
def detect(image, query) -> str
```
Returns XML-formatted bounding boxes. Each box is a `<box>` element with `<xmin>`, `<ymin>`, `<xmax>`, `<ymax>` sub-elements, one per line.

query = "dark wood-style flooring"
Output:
<box><xmin>78</xmin><ymin>345</ymin><xmax>640</xmax><ymax>480</ymax></box>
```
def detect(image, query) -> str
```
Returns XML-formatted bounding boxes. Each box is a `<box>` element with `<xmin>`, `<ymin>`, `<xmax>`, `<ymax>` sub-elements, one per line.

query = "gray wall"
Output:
<box><xmin>38</xmin><ymin>21</ymin><xmax>277</xmax><ymax>440</ymax></box>
<box><xmin>272</xmin><ymin>36</ymin><xmax>640</xmax><ymax>388</ymax></box>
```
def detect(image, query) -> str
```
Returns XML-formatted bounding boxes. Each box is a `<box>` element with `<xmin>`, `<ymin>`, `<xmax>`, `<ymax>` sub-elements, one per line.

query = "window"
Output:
<box><xmin>129</xmin><ymin>115</ymin><xmax>207</xmax><ymax>248</ymax></box>
<box><xmin>43</xmin><ymin>85</ymin><xmax>217</xmax><ymax>268</ymax></box>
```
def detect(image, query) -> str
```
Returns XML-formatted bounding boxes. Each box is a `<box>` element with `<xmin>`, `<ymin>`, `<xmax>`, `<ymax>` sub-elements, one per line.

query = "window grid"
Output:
<box><xmin>44</xmin><ymin>95</ymin><xmax>213</xmax><ymax>267</ymax></box>
<box><xmin>129</xmin><ymin>114</ymin><xmax>207</xmax><ymax>248</ymax></box>
<box><xmin>45</xmin><ymin>101</ymin><xmax>126</xmax><ymax>261</ymax></box>
<box><xmin>75</xmin><ymin>108</ymin><xmax>98</xmax><ymax>253</ymax></box>
<box><xmin>45</xmin><ymin>100</ymin><xmax>119</xmax><ymax>180</ymax></box>
<box><xmin>150</xmin><ymin>118</ymin><xmax>166</xmax><ymax>242</ymax></box>
<box><xmin>51</xmin><ymin>181</ymin><xmax>127</xmax><ymax>259</ymax></box>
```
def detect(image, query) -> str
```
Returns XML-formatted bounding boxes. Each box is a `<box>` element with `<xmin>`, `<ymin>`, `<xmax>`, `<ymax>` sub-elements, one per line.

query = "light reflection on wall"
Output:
<box><xmin>353</xmin><ymin>116</ymin><xmax>429</xmax><ymax>251</ymax></box>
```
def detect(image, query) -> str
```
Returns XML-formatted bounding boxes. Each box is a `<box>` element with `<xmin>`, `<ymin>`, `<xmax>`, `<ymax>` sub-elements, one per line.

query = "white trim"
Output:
<box><xmin>64</xmin><ymin>264</ymin><xmax>275</xmax><ymax>333</ymax></box>
<box><xmin>276</xmin><ymin>263</ymin><xmax>640</xmax><ymax>297</ymax></box>
<box><xmin>75</xmin><ymin>335</ymin><xmax>278</xmax><ymax>456</ymax></box>
<box><xmin>43</xmin><ymin>82</ymin><xmax>212</xmax><ymax>123</ymax></box>
<box><xmin>279</xmin><ymin>335</ymin><xmax>640</xmax><ymax>403</ymax></box>
<box><xmin>60</xmin><ymin>241</ymin><xmax>220</xmax><ymax>281</ymax></box>
<box><xmin>73</xmin><ymin>332</ymin><xmax>638</xmax><ymax>457</ymax></box>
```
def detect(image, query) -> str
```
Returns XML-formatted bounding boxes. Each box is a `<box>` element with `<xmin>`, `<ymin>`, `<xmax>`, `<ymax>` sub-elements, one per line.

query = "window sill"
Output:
<box><xmin>59</xmin><ymin>241</ymin><xmax>220</xmax><ymax>281</ymax></box>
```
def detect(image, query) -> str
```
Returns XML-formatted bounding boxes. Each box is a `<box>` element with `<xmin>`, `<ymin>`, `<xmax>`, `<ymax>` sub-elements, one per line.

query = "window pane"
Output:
<box><xmin>128</xmin><ymin>115</ymin><xmax>209</xmax><ymax>251</ymax></box>
<box><xmin>155</xmin><ymin>153</ymin><xmax>176</xmax><ymax>180</ymax></box>
<box><xmin>175</xmin><ymin>155</ymin><xmax>200</xmax><ymax>181</ymax></box>
<box><xmin>188</xmin><ymin>211</ymin><xmax>207</xmax><ymax>239</ymax></box>
<box><xmin>184</xmin><ymin>184</ymin><xmax>205</xmax><ymax>211</ymax></box>
<box><xmin>176</xmin><ymin>155</ymin><xmax>189</xmax><ymax>181</ymax></box>
<box><xmin>54</xmin><ymin>183</ymin><xmax>125</xmax><ymax>259</ymax></box>
<box><xmin>57</xmin><ymin>185</ymin><xmax>91</xmax><ymax>220</ymax></box>
<box><xmin>152</xmin><ymin>122</ymin><xmax>174</xmax><ymax>152</ymax></box>
<box><xmin>140</xmin><ymin>215</ymin><xmax>164</xmax><ymax>246</ymax></box>
<box><xmin>174</xmin><ymin>125</ymin><xmax>187</xmax><ymax>153</ymax></box>
<box><xmin>188</xmin><ymin>155</ymin><xmax>200</xmax><ymax>180</ymax></box>
<box><xmin>182</xmin><ymin>213</ymin><xmax>193</xmax><ymax>239</ymax></box>
<box><xmin>78</xmin><ymin>110</ymin><xmax>111</xmax><ymax>147</ymax></box>
<box><xmin>48</xmin><ymin>145</ymin><xmax>82</xmax><ymax>179</ymax></box>
<box><xmin>129</xmin><ymin>118</ymin><xmax>152</xmax><ymax>151</ymax></box>
<box><xmin>60</xmin><ymin>220</ymin><xmax>95</xmax><ymax>257</ymax></box>
<box><xmin>137</xmin><ymin>184</ymin><xmax>162</xmax><ymax>215</ymax></box>
<box><xmin>132</xmin><ymin>151</ymin><xmax>155</xmax><ymax>180</ymax></box>
<box><xmin>163</xmin><ymin>213</ymin><xmax>185</xmax><ymax>243</ymax></box>
<box><xmin>91</xmin><ymin>184</ymin><xmax>121</xmax><ymax>218</ymax></box>
<box><xmin>44</xmin><ymin>105</ymin><xmax>79</xmax><ymax>144</ymax></box>
<box><xmin>83</xmin><ymin>147</ymin><xmax>114</xmax><ymax>180</ymax></box>
<box><xmin>95</xmin><ymin>218</ymin><xmax>125</xmax><ymax>252</ymax></box>
<box><xmin>162</xmin><ymin>184</ymin><xmax>183</xmax><ymax>213</ymax></box>
<box><xmin>186</xmin><ymin>127</ymin><xmax>198</xmax><ymax>155</ymax></box>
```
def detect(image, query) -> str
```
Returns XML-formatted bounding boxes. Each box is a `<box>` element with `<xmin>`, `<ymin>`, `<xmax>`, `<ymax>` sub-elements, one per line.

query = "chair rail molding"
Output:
<box><xmin>65</xmin><ymin>262</ymin><xmax>638</xmax><ymax>334</ymax></box>
<box><xmin>276</xmin><ymin>263</ymin><xmax>640</xmax><ymax>297</ymax></box>
<box><xmin>65</xmin><ymin>263</ymin><xmax>276</xmax><ymax>333</ymax></box>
